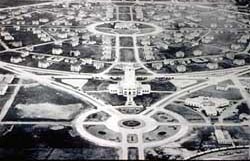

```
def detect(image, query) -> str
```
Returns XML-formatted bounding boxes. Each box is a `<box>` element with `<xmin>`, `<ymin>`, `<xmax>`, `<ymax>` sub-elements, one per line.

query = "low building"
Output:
<box><xmin>40</xmin><ymin>36</ymin><xmax>51</xmax><ymax>42</ymax></box>
<box><xmin>144</xmin><ymin>45</ymin><xmax>154</xmax><ymax>61</ymax></box>
<box><xmin>176</xmin><ymin>65</ymin><xmax>187</xmax><ymax>73</ymax></box>
<box><xmin>52</xmin><ymin>48</ymin><xmax>63</xmax><ymax>55</ymax></box>
<box><xmin>193</xmin><ymin>50</ymin><xmax>203</xmax><ymax>56</ymax></box>
<box><xmin>135</xmin><ymin>6</ymin><xmax>143</xmax><ymax>20</ymax></box>
<box><xmin>0</xmin><ymin>75</ymin><xmax>14</xmax><ymax>84</ymax></box>
<box><xmin>16</xmin><ymin>21</ymin><xmax>25</xmax><ymax>25</ymax></box>
<box><xmin>10</xmin><ymin>56</ymin><xmax>22</xmax><ymax>63</ymax></box>
<box><xmin>11</xmin><ymin>41</ymin><xmax>22</xmax><ymax>48</ymax></box>
<box><xmin>216</xmin><ymin>82</ymin><xmax>233</xmax><ymax>91</ymax></box>
<box><xmin>69</xmin><ymin>50</ymin><xmax>81</xmax><ymax>57</ymax></box>
<box><xmin>106</xmin><ymin>5</ymin><xmax>114</xmax><ymax>20</ymax></box>
<box><xmin>39</xmin><ymin>18</ymin><xmax>49</xmax><ymax>23</ymax></box>
<box><xmin>210</xmin><ymin>23</ymin><xmax>218</xmax><ymax>28</ymax></box>
<box><xmin>32</xmin><ymin>29</ymin><xmax>42</xmax><ymax>34</ymax></box>
<box><xmin>185</xmin><ymin>96</ymin><xmax>230</xmax><ymax>116</ymax></box>
<box><xmin>233</xmin><ymin>59</ymin><xmax>246</xmax><ymax>66</ymax></box>
<box><xmin>176</xmin><ymin>51</ymin><xmax>185</xmax><ymax>58</ymax></box>
<box><xmin>13</xmin><ymin>25</ymin><xmax>20</xmax><ymax>31</ymax></box>
<box><xmin>102</xmin><ymin>36</ymin><xmax>112</xmax><ymax>45</ymax></box>
<box><xmin>0</xmin><ymin>31</ymin><xmax>10</xmax><ymax>36</ymax></box>
<box><xmin>70</xmin><ymin>62</ymin><xmax>82</xmax><ymax>72</ymax></box>
<box><xmin>0</xmin><ymin>75</ymin><xmax>14</xmax><ymax>96</ymax></box>
<box><xmin>141</xmin><ymin>39</ymin><xmax>150</xmax><ymax>46</ymax></box>
<box><xmin>102</xmin><ymin>46</ymin><xmax>112</xmax><ymax>60</ymax></box>
<box><xmin>152</xmin><ymin>62</ymin><xmax>163</xmax><ymax>70</ymax></box>
<box><xmin>163</xmin><ymin>59</ymin><xmax>172</xmax><ymax>65</ymax></box>
<box><xmin>4</xmin><ymin>35</ymin><xmax>14</xmax><ymax>41</ymax></box>
<box><xmin>93</xmin><ymin>61</ymin><xmax>104</xmax><ymax>70</ymax></box>
<box><xmin>239</xmin><ymin>113</ymin><xmax>250</xmax><ymax>121</ymax></box>
<box><xmin>202</xmin><ymin>36</ymin><xmax>214</xmax><ymax>43</ymax></box>
<box><xmin>114</xmin><ymin>22</ymin><xmax>137</xmax><ymax>30</ymax></box>
<box><xmin>156</xmin><ymin>42</ymin><xmax>169</xmax><ymax>50</ymax></box>
<box><xmin>231</xmin><ymin>44</ymin><xmax>241</xmax><ymax>50</ymax></box>
<box><xmin>57</xmin><ymin>33</ymin><xmax>68</xmax><ymax>39</ymax></box>
<box><xmin>0</xmin><ymin>15</ymin><xmax>7</xmax><ymax>20</ymax></box>
<box><xmin>214</xmin><ymin>129</ymin><xmax>233</xmax><ymax>145</ymax></box>
<box><xmin>37</xmin><ymin>33</ymin><xmax>47</xmax><ymax>39</ymax></box>
<box><xmin>54</xmin><ymin>40</ymin><xmax>63</xmax><ymax>46</ymax></box>
<box><xmin>85</xmin><ymin>58</ymin><xmax>93</xmax><ymax>65</ymax></box>
<box><xmin>225</xmin><ymin>53</ymin><xmax>235</xmax><ymax>60</ymax></box>
<box><xmin>71</xmin><ymin>40</ymin><xmax>79</xmax><ymax>47</ymax></box>
<box><xmin>0</xmin><ymin>84</ymin><xmax>8</xmax><ymax>95</ymax></box>
<box><xmin>207</xmin><ymin>63</ymin><xmax>219</xmax><ymax>70</ymax></box>
<box><xmin>32</xmin><ymin>21</ymin><xmax>40</xmax><ymax>25</ymax></box>
<box><xmin>246</xmin><ymin>85</ymin><xmax>250</xmax><ymax>94</ymax></box>
<box><xmin>38</xmin><ymin>60</ymin><xmax>51</xmax><ymax>69</ymax></box>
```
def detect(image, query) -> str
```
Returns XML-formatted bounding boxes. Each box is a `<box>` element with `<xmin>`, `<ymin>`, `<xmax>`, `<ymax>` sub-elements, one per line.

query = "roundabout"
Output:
<box><xmin>87</xmin><ymin>21</ymin><xmax>163</xmax><ymax>36</ymax></box>
<box><xmin>0</xmin><ymin>0</ymin><xmax>249</xmax><ymax>160</ymax></box>
<box><xmin>73</xmin><ymin>108</ymin><xmax>189</xmax><ymax>150</ymax></box>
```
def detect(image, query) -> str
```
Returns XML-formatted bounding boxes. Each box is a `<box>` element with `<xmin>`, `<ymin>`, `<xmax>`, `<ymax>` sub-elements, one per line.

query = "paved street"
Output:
<box><xmin>0</xmin><ymin>0</ymin><xmax>249</xmax><ymax>160</ymax></box>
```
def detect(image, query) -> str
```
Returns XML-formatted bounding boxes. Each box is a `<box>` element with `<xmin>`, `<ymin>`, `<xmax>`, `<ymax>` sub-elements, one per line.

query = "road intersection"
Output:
<box><xmin>0</xmin><ymin>0</ymin><xmax>249</xmax><ymax>160</ymax></box>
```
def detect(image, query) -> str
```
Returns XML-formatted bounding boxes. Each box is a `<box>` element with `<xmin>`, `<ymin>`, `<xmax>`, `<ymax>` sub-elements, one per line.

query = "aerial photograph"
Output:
<box><xmin>0</xmin><ymin>0</ymin><xmax>249</xmax><ymax>160</ymax></box>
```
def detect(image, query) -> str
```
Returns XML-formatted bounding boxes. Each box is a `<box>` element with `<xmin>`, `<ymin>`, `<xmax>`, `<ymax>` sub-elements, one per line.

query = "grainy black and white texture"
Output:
<box><xmin>0</xmin><ymin>0</ymin><xmax>249</xmax><ymax>160</ymax></box>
